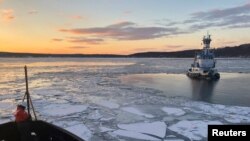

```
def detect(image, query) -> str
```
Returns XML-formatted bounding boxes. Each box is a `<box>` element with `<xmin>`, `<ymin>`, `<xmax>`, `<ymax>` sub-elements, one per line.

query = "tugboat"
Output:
<box><xmin>187</xmin><ymin>33</ymin><xmax>220</xmax><ymax>80</ymax></box>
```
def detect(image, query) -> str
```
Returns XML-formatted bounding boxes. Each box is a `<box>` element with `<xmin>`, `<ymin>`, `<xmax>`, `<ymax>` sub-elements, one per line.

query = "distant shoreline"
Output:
<box><xmin>1</xmin><ymin>43</ymin><xmax>250</xmax><ymax>58</ymax></box>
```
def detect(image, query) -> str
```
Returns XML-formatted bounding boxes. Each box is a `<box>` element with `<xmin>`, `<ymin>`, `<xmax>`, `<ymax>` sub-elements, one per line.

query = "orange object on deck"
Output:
<box><xmin>14</xmin><ymin>107</ymin><xmax>29</xmax><ymax>122</ymax></box>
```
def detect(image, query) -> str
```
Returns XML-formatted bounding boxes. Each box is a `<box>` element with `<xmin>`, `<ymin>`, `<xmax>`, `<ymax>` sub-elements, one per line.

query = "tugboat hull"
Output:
<box><xmin>187</xmin><ymin>70</ymin><xmax>220</xmax><ymax>80</ymax></box>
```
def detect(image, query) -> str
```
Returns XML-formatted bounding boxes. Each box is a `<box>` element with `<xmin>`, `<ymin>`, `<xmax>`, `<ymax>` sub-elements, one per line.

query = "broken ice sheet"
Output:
<box><xmin>169</xmin><ymin>120</ymin><xmax>222</xmax><ymax>140</ymax></box>
<box><xmin>33</xmin><ymin>88</ymin><xmax>65</xmax><ymax>97</ymax></box>
<box><xmin>161</xmin><ymin>107</ymin><xmax>185</xmax><ymax>116</ymax></box>
<box><xmin>0</xmin><ymin>118</ymin><xmax>11</xmax><ymax>124</ymax></box>
<box><xmin>118</xmin><ymin>121</ymin><xmax>167</xmax><ymax>138</ymax></box>
<box><xmin>87</xmin><ymin>110</ymin><xmax>102</xmax><ymax>120</ymax></box>
<box><xmin>112</xmin><ymin>130</ymin><xmax>161</xmax><ymax>141</ymax></box>
<box><xmin>182</xmin><ymin>101</ymin><xmax>250</xmax><ymax>123</ymax></box>
<box><xmin>164</xmin><ymin>139</ymin><xmax>184</xmax><ymax>141</ymax></box>
<box><xmin>100</xmin><ymin>126</ymin><xmax>115</xmax><ymax>132</ymax></box>
<box><xmin>97</xmin><ymin>100</ymin><xmax>120</xmax><ymax>109</ymax></box>
<box><xmin>41</xmin><ymin>103</ymin><xmax>88</xmax><ymax>116</ymax></box>
<box><xmin>0</xmin><ymin>99</ymin><xmax>16</xmax><ymax>110</ymax></box>
<box><xmin>52</xmin><ymin>120</ymin><xmax>92</xmax><ymax>141</ymax></box>
<box><xmin>66</xmin><ymin>124</ymin><xmax>92</xmax><ymax>141</ymax></box>
<box><xmin>122</xmin><ymin>107</ymin><xmax>154</xmax><ymax>118</ymax></box>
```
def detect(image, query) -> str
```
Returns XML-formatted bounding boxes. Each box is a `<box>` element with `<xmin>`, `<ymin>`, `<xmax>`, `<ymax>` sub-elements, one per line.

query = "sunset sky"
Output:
<box><xmin>0</xmin><ymin>0</ymin><xmax>250</xmax><ymax>54</ymax></box>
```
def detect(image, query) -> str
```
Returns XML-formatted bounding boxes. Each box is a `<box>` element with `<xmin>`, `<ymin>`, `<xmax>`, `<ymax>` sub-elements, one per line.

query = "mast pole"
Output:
<box><xmin>24</xmin><ymin>66</ymin><xmax>31</xmax><ymax>117</ymax></box>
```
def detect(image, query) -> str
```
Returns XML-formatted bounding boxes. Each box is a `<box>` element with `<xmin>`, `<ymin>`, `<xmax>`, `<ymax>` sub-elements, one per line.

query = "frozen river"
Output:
<box><xmin>0</xmin><ymin>58</ymin><xmax>250</xmax><ymax>141</ymax></box>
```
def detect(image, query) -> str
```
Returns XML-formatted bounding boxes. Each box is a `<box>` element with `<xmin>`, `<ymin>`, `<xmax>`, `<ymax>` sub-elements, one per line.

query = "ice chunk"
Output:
<box><xmin>98</xmin><ymin>101</ymin><xmax>120</xmax><ymax>109</ymax></box>
<box><xmin>0</xmin><ymin>119</ymin><xmax>11</xmax><ymax>124</ymax></box>
<box><xmin>66</xmin><ymin>124</ymin><xmax>92</xmax><ymax>141</ymax></box>
<box><xmin>100</xmin><ymin>126</ymin><xmax>115</xmax><ymax>132</ymax></box>
<box><xmin>162</xmin><ymin>107</ymin><xmax>185</xmax><ymax>116</ymax></box>
<box><xmin>112</xmin><ymin>130</ymin><xmax>161</xmax><ymax>141</ymax></box>
<box><xmin>33</xmin><ymin>89</ymin><xmax>65</xmax><ymax>96</ymax></box>
<box><xmin>224</xmin><ymin>114</ymin><xmax>250</xmax><ymax>123</ymax></box>
<box><xmin>122</xmin><ymin>107</ymin><xmax>154</xmax><ymax>118</ymax></box>
<box><xmin>52</xmin><ymin>120</ymin><xmax>80</xmax><ymax>128</ymax></box>
<box><xmin>118</xmin><ymin>121</ymin><xmax>166</xmax><ymax>138</ymax></box>
<box><xmin>169</xmin><ymin>120</ymin><xmax>222</xmax><ymax>140</ymax></box>
<box><xmin>0</xmin><ymin>99</ymin><xmax>15</xmax><ymax>109</ymax></box>
<box><xmin>41</xmin><ymin>104</ymin><xmax>88</xmax><ymax>116</ymax></box>
<box><xmin>182</xmin><ymin>101</ymin><xmax>250</xmax><ymax>123</ymax></box>
<box><xmin>100</xmin><ymin>117</ymin><xmax>114</xmax><ymax>122</ymax></box>
<box><xmin>87</xmin><ymin>110</ymin><xmax>102</xmax><ymax>120</ymax></box>
<box><xmin>164</xmin><ymin>139</ymin><xmax>184</xmax><ymax>141</ymax></box>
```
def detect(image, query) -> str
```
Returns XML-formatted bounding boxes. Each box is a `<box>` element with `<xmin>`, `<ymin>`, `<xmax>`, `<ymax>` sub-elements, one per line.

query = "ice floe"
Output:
<box><xmin>87</xmin><ymin>110</ymin><xmax>102</xmax><ymax>120</ymax></box>
<box><xmin>162</xmin><ymin>107</ymin><xmax>185</xmax><ymax>116</ymax></box>
<box><xmin>112</xmin><ymin>130</ymin><xmax>161</xmax><ymax>141</ymax></box>
<box><xmin>66</xmin><ymin>124</ymin><xmax>92</xmax><ymax>141</ymax></box>
<box><xmin>117</xmin><ymin>121</ymin><xmax>167</xmax><ymax>138</ymax></box>
<box><xmin>0</xmin><ymin>118</ymin><xmax>11</xmax><ymax>124</ymax></box>
<box><xmin>100</xmin><ymin>126</ymin><xmax>115</xmax><ymax>132</ymax></box>
<box><xmin>164</xmin><ymin>139</ymin><xmax>184</xmax><ymax>141</ymax></box>
<box><xmin>122</xmin><ymin>107</ymin><xmax>154</xmax><ymax>118</ymax></box>
<box><xmin>52</xmin><ymin>120</ymin><xmax>92</xmax><ymax>141</ymax></box>
<box><xmin>98</xmin><ymin>101</ymin><xmax>120</xmax><ymax>109</ymax></box>
<box><xmin>33</xmin><ymin>88</ymin><xmax>66</xmax><ymax>96</ymax></box>
<box><xmin>0</xmin><ymin>99</ymin><xmax>15</xmax><ymax>109</ymax></box>
<box><xmin>182</xmin><ymin>101</ymin><xmax>250</xmax><ymax>123</ymax></box>
<box><xmin>169</xmin><ymin>120</ymin><xmax>222</xmax><ymax>140</ymax></box>
<box><xmin>41</xmin><ymin>104</ymin><xmax>88</xmax><ymax>116</ymax></box>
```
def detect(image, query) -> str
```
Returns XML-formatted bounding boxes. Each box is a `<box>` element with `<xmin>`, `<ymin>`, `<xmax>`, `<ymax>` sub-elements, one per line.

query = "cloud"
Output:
<box><xmin>166</xmin><ymin>45</ymin><xmax>183</xmax><ymax>48</ymax></box>
<box><xmin>185</xmin><ymin>3</ymin><xmax>250</xmax><ymax>30</ymax></box>
<box><xmin>67</xmin><ymin>37</ymin><xmax>104</xmax><ymax>44</ymax></box>
<box><xmin>123</xmin><ymin>10</ymin><xmax>132</xmax><ymax>16</ymax></box>
<box><xmin>191</xmin><ymin>3</ymin><xmax>250</xmax><ymax>20</ymax></box>
<box><xmin>132</xmin><ymin>47</ymin><xmax>156</xmax><ymax>52</ymax></box>
<box><xmin>68</xmin><ymin>46</ymin><xmax>88</xmax><ymax>49</ymax></box>
<box><xmin>71</xmin><ymin>15</ymin><xmax>84</xmax><ymax>20</ymax></box>
<box><xmin>155</xmin><ymin>19</ymin><xmax>180</xmax><ymax>27</ymax></box>
<box><xmin>227</xmin><ymin>23</ymin><xmax>250</xmax><ymax>29</ymax></box>
<box><xmin>59</xmin><ymin>2</ymin><xmax>250</xmax><ymax>45</ymax></box>
<box><xmin>1</xmin><ymin>9</ymin><xmax>14</xmax><ymax>22</ymax></box>
<box><xmin>28</xmin><ymin>10</ymin><xmax>38</xmax><ymax>15</ymax></box>
<box><xmin>52</xmin><ymin>38</ymin><xmax>64</xmax><ymax>42</ymax></box>
<box><xmin>60</xmin><ymin>21</ymin><xmax>180</xmax><ymax>40</ymax></box>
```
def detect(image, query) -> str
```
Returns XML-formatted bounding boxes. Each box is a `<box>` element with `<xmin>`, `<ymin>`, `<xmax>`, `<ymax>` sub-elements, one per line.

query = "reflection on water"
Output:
<box><xmin>190</xmin><ymin>79</ymin><xmax>218</xmax><ymax>102</ymax></box>
<box><xmin>121</xmin><ymin>73</ymin><xmax>250</xmax><ymax>107</ymax></box>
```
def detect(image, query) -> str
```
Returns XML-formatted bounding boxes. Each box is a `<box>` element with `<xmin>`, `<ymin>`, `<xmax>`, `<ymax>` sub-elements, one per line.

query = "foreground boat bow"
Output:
<box><xmin>0</xmin><ymin>66</ymin><xmax>85</xmax><ymax>141</ymax></box>
<box><xmin>0</xmin><ymin>120</ymin><xmax>85</xmax><ymax>141</ymax></box>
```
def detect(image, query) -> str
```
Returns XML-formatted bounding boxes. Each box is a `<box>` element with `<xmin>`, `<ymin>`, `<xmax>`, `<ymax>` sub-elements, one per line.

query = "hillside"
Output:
<box><xmin>1</xmin><ymin>44</ymin><xmax>250</xmax><ymax>58</ymax></box>
<box><xmin>130</xmin><ymin>44</ymin><xmax>250</xmax><ymax>58</ymax></box>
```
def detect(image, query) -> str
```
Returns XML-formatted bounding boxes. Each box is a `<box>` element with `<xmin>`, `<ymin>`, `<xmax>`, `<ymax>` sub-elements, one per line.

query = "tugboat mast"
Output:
<box><xmin>202</xmin><ymin>33</ymin><xmax>211</xmax><ymax>55</ymax></box>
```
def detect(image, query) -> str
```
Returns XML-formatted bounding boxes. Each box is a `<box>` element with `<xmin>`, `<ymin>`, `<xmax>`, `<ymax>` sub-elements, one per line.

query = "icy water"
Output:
<box><xmin>121</xmin><ymin>73</ymin><xmax>250</xmax><ymax>107</ymax></box>
<box><xmin>1</xmin><ymin>58</ymin><xmax>250</xmax><ymax>141</ymax></box>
